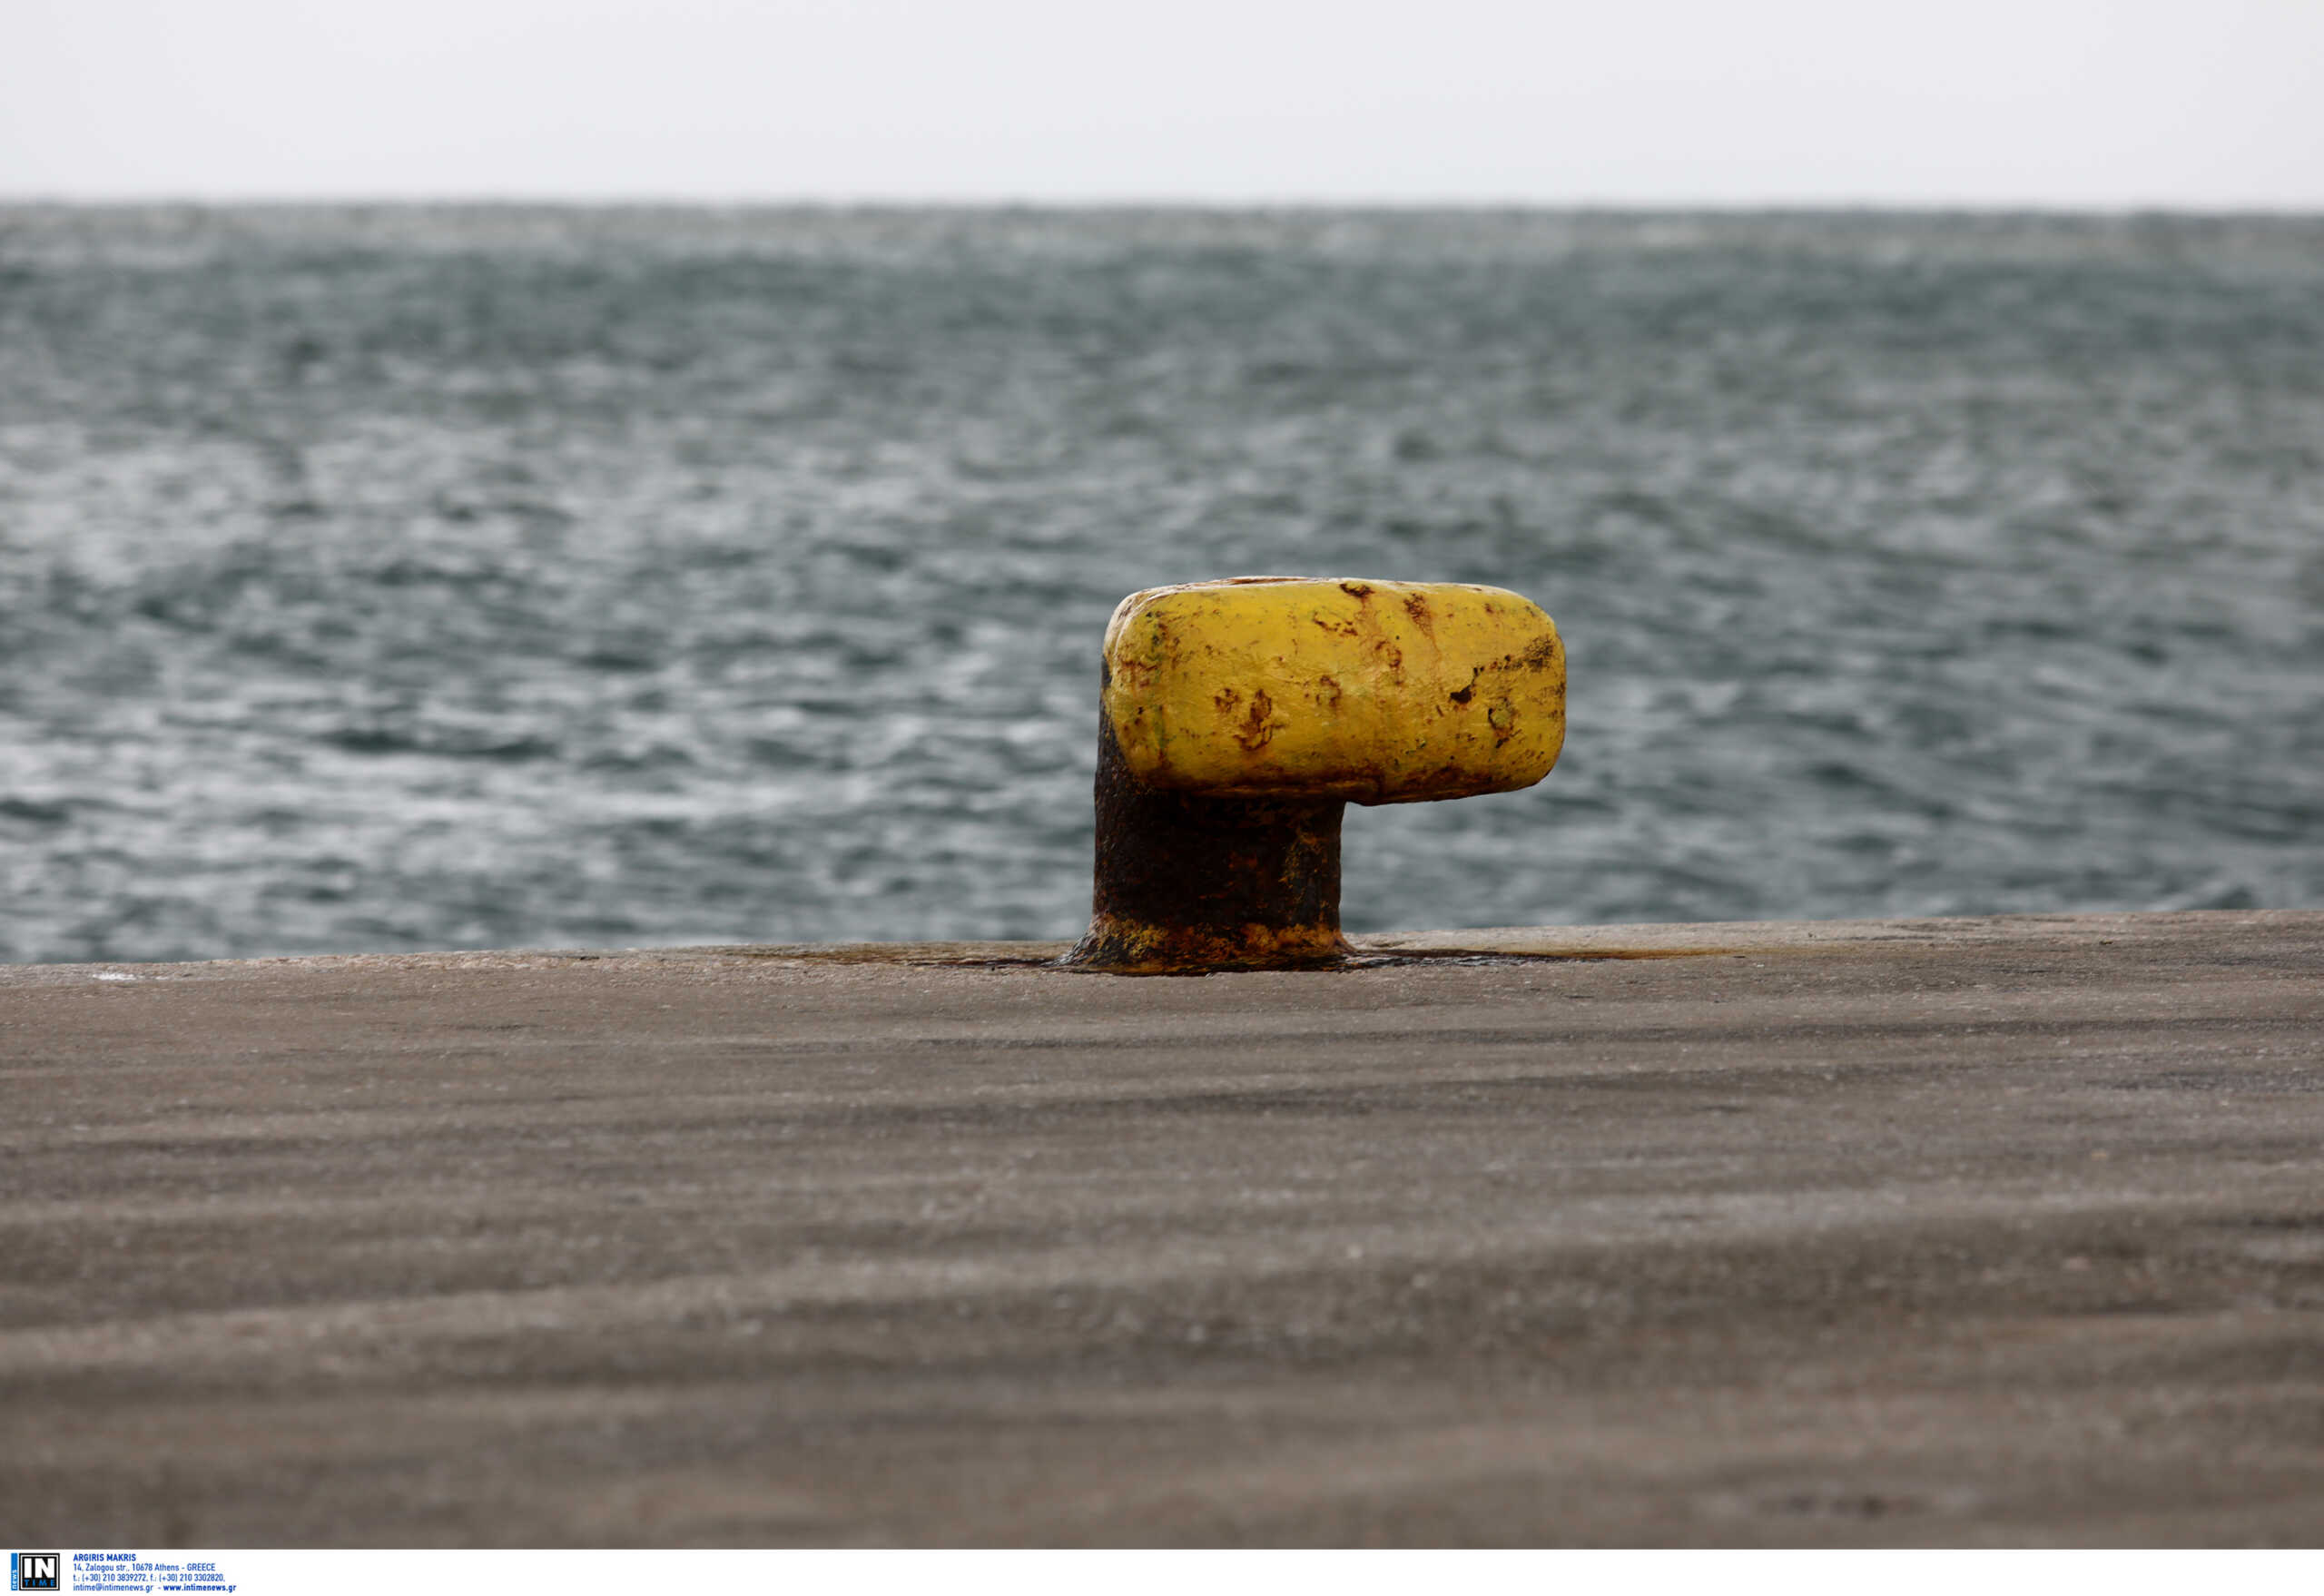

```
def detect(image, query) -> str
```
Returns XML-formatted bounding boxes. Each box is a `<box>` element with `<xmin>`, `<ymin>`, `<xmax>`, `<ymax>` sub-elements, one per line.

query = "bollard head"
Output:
<box><xmin>1100</xmin><ymin>576</ymin><xmax>1565</xmax><ymax>805</ymax></box>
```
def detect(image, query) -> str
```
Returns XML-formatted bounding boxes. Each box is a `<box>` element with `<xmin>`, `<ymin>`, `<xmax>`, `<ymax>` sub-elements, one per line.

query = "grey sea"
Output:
<box><xmin>3</xmin><ymin>206</ymin><xmax>2319</xmax><ymax>963</ymax></box>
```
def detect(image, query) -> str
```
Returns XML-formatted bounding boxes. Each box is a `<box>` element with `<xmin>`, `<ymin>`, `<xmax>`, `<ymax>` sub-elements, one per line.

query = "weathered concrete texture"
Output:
<box><xmin>2</xmin><ymin>910</ymin><xmax>2319</xmax><ymax>1547</ymax></box>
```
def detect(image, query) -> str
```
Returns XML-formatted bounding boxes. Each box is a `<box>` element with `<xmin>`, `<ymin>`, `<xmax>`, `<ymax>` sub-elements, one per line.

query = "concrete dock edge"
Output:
<box><xmin>3</xmin><ymin>910</ymin><xmax>2319</xmax><ymax>1545</ymax></box>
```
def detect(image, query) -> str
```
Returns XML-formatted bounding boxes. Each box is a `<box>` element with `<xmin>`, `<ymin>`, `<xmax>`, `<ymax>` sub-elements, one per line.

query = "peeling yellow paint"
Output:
<box><xmin>1100</xmin><ymin>576</ymin><xmax>1565</xmax><ymax>803</ymax></box>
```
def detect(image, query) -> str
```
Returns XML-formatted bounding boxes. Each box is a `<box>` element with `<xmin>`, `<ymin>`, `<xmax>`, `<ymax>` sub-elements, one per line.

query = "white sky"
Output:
<box><xmin>5</xmin><ymin>0</ymin><xmax>2321</xmax><ymax>207</ymax></box>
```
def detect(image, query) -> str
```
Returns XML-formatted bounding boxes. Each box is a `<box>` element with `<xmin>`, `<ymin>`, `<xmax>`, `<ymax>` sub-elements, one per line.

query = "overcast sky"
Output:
<box><xmin>5</xmin><ymin>0</ymin><xmax>2321</xmax><ymax>207</ymax></box>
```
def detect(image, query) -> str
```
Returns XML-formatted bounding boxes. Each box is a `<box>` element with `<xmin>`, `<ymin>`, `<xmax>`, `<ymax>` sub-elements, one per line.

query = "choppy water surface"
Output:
<box><xmin>3</xmin><ymin>207</ymin><xmax>2319</xmax><ymax>961</ymax></box>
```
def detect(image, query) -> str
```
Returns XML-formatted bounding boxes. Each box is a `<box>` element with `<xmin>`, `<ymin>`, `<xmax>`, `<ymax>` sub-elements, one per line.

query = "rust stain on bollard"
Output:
<box><xmin>1065</xmin><ymin>576</ymin><xmax>1566</xmax><ymax>974</ymax></box>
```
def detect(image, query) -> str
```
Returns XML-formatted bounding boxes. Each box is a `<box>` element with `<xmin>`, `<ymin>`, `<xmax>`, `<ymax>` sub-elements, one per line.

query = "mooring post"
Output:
<box><xmin>1065</xmin><ymin>576</ymin><xmax>1566</xmax><ymax>974</ymax></box>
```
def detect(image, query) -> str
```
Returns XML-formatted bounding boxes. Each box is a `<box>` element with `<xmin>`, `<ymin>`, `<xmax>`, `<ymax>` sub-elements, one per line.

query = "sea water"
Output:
<box><xmin>3</xmin><ymin>206</ymin><xmax>2319</xmax><ymax>961</ymax></box>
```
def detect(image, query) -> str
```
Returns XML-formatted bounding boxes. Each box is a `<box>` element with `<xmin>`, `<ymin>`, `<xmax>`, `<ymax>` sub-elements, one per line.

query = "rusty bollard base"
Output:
<box><xmin>1068</xmin><ymin>718</ymin><xmax>1354</xmax><ymax>973</ymax></box>
<box><xmin>1065</xmin><ymin>576</ymin><xmax>1565</xmax><ymax>974</ymax></box>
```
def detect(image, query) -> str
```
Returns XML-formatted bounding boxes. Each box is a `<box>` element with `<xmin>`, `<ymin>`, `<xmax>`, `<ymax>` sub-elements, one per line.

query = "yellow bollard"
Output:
<box><xmin>1065</xmin><ymin>576</ymin><xmax>1566</xmax><ymax>973</ymax></box>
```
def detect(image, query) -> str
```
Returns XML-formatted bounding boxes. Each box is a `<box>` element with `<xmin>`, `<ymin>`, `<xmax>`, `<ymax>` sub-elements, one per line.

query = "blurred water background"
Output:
<box><xmin>3</xmin><ymin>206</ymin><xmax>2319</xmax><ymax>962</ymax></box>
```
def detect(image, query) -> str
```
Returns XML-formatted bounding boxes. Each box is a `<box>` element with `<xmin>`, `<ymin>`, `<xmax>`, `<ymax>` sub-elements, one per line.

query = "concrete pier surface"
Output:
<box><xmin>3</xmin><ymin>909</ymin><xmax>2319</xmax><ymax>1546</ymax></box>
